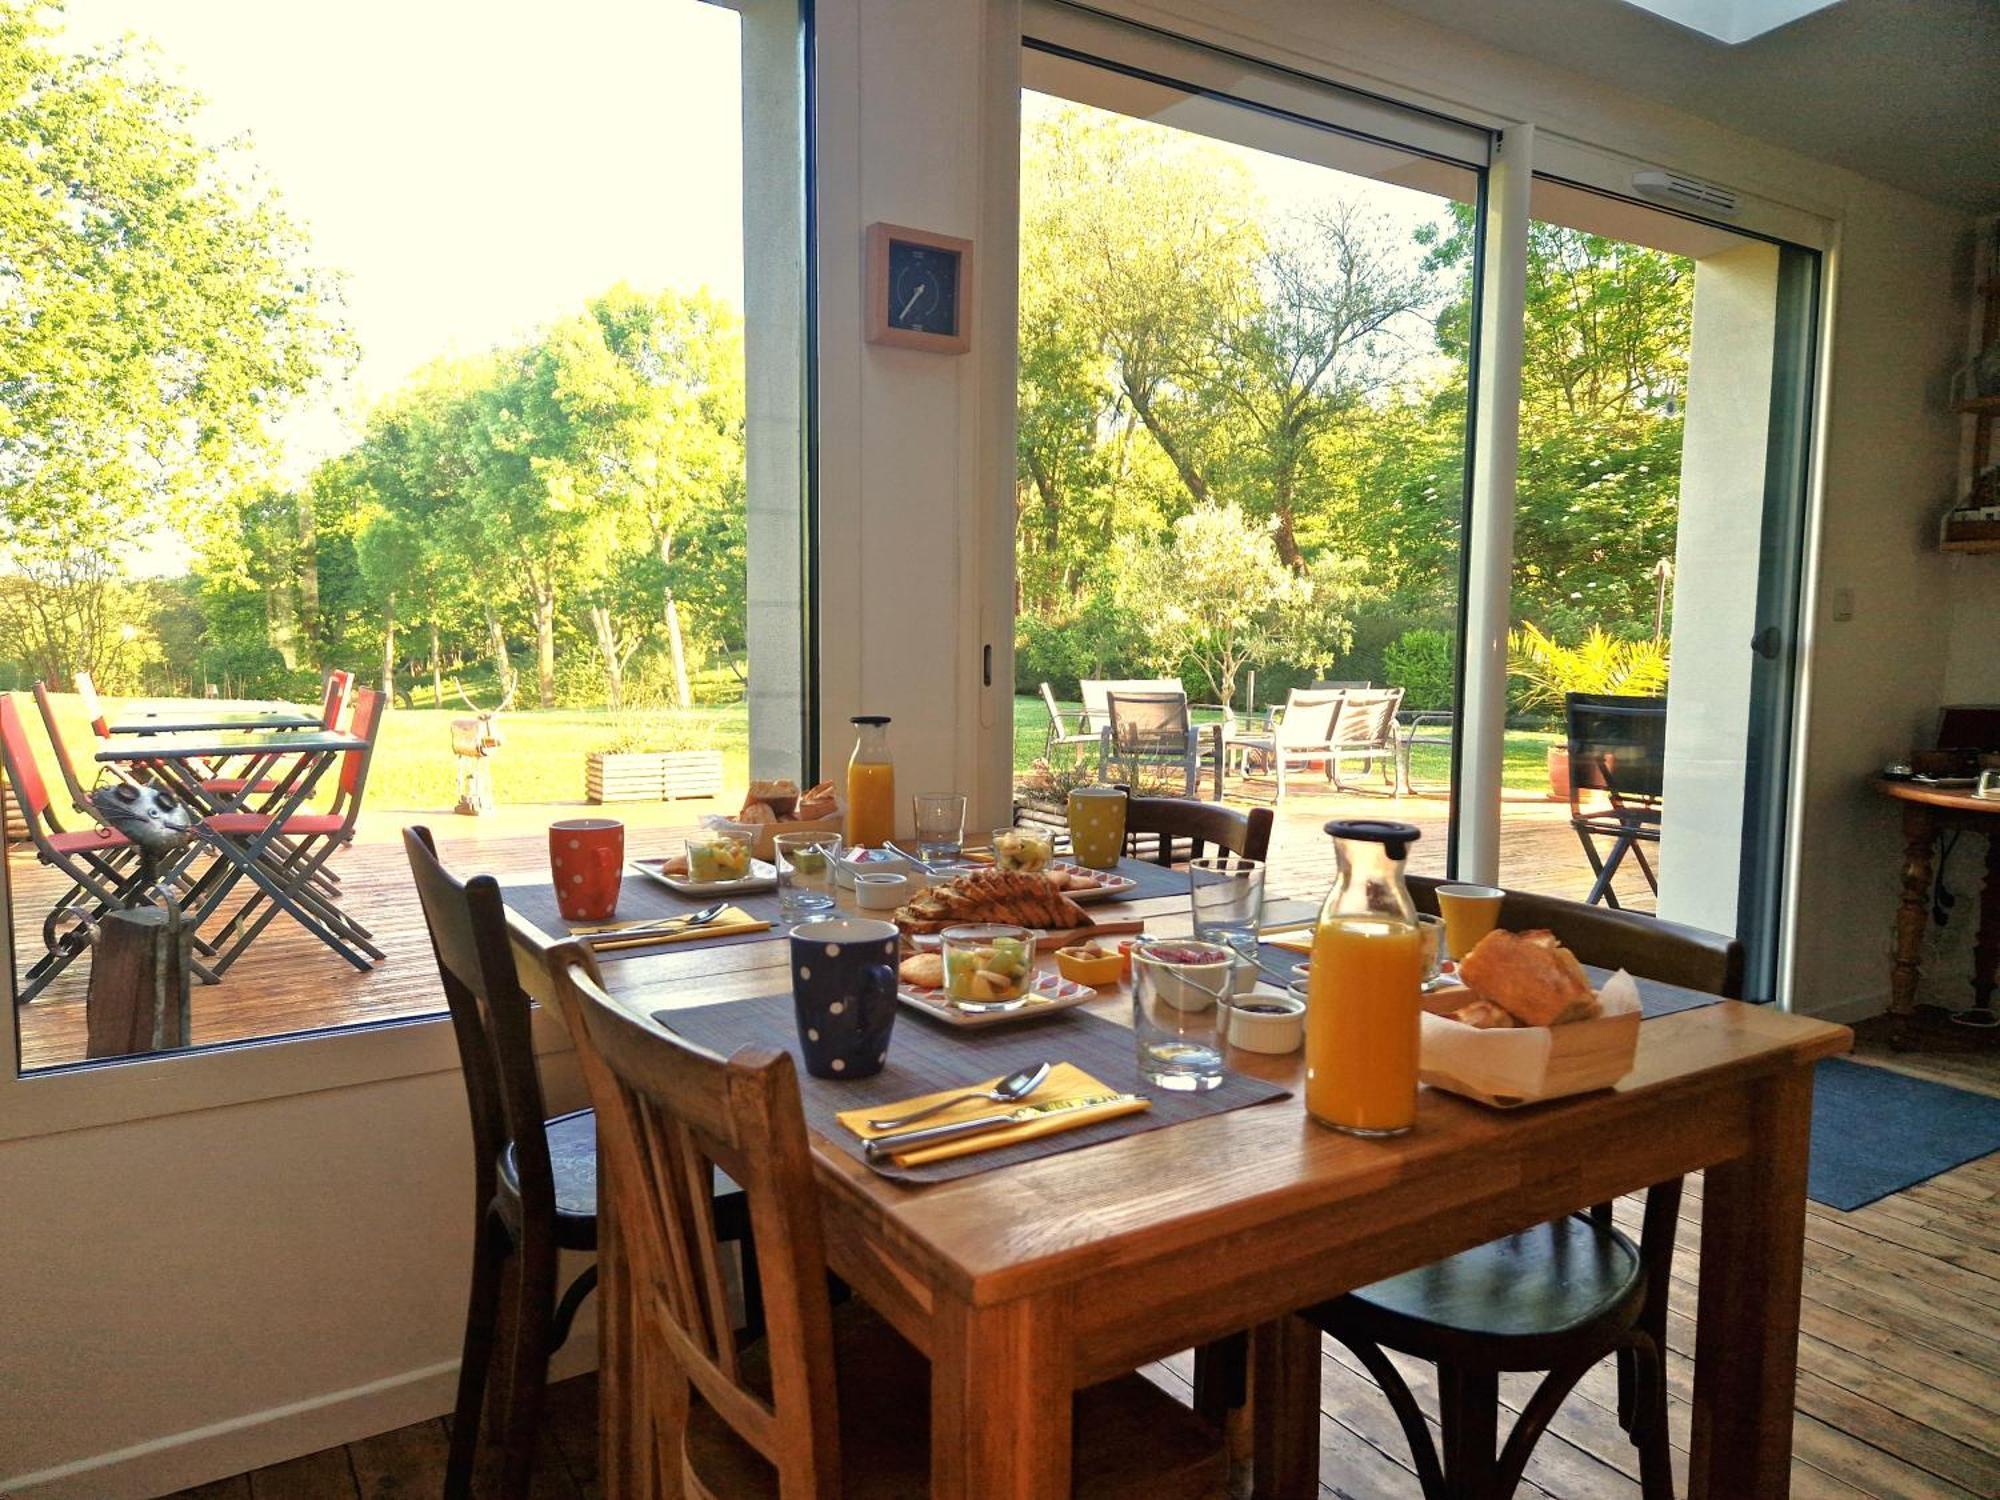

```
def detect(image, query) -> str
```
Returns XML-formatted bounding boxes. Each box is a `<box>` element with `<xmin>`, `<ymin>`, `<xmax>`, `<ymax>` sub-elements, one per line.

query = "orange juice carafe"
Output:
<box><xmin>1305</xmin><ymin>819</ymin><xmax>1426</xmax><ymax>1137</ymax></box>
<box><xmin>844</xmin><ymin>715</ymin><xmax>896</xmax><ymax>849</ymax></box>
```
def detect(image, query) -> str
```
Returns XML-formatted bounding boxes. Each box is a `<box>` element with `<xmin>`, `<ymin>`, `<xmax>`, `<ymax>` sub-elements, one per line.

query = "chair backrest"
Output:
<box><xmin>1311</xmin><ymin>680</ymin><xmax>1372</xmax><ymax>691</ymax></box>
<box><xmin>1124</xmin><ymin>795</ymin><xmax>1274</xmax><ymax>867</ymax></box>
<box><xmin>321</xmin><ymin>669</ymin><xmax>356</xmax><ymax>731</ymax></box>
<box><xmin>31</xmin><ymin>682</ymin><xmax>96</xmax><ymax>812</ymax></box>
<box><xmin>73</xmin><ymin>671</ymin><xmax>108</xmax><ymax>739</ymax></box>
<box><xmin>1276</xmin><ymin>689</ymin><xmax>1346</xmax><ymax>748</ymax></box>
<box><xmin>0</xmin><ymin>693</ymin><xmax>54</xmax><ymax>826</ymax></box>
<box><xmin>1039</xmin><ymin>681</ymin><xmax>1073</xmax><ymax>737</ymax></box>
<box><xmin>335</xmin><ymin>687</ymin><xmax>387</xmax><ymax>809</ymax></box>
<box><xmin>1106</xmin><ymin>691</ymin><xmax>1191</xmax><ymax>753</ymax></box>
<box><xmin>402</xmin><ymin>826</ymin><xmax>559</xmax><ymax>1239</ymax></box>
<box><xmin>1407</xmin><ymin>875</ymin><xmax>1742</xmax><ymax>997</ymax></box>
<box><xmin>1329</xmin><ymin>687</ymin><xmax>1403</xmax><ymax>749</ymax></box>
<box><xmin>532</xmin><ymin>938</ymin><xmax>843</xmax><ymax>1496</ymax></box>
<box><xmin>1565</xmin><ymin>693</ymin><xmax>1667</xmax><ymax>806</ymax></box>
<box><xmin>1080</xmin><ymin>677</ymin><xmax>1184</xmax><ymax>730</ymax></box>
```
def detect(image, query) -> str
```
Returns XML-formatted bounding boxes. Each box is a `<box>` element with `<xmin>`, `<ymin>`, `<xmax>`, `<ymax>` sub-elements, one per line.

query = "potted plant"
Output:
<box><xmin>1507</xmin><ymin>625</ymin><xmax>1670</xmax><ymax>799</ymax></box>
<box><xmin>586</xmin><ymin>715</ymin><xmax>725</xmax><ymax>803</ymax></box>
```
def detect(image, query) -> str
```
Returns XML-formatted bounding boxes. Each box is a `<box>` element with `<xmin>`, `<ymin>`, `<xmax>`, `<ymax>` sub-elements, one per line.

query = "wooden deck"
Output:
<box><xmin>8</xmin><ymin>785</ymin><xmax>1652</xmax><ymax>1072</ymax></box>
<box><xmin>162</xmin><ymin>1065</ymin><xmax>2000</xmax><ymax>1498</ymax></box>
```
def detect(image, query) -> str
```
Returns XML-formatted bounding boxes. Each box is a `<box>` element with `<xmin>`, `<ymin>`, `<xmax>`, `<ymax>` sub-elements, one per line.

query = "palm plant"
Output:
<box><xmin>1507</xmin><ymin>623</ymin><xmax>1669</xmax><ymax>714</ymax></box>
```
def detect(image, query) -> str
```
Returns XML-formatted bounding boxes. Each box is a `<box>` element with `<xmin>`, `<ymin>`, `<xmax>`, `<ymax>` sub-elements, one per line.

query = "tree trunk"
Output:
<box><xmin>381</xmin><ymin>595</ymin><xmax>396</xmax><ymax>701</ymax></box>
<box><xmin>589</xmin><ymin>605</ymin><xmax>625</xmax><ymax>713</ymax></box>
<box><xmin>297</xmin><ymin>498</ymin><xmax>320</xmax><ymax>664</ymax></box>
<box><xmin>534</xmin><ymin>592</ymin><xmax>556</xmax><ymax>709</ymax></box>
<box><xmin>429</xmin><ymin>620</ymin><xmax>443</xmax><ymax>708</ymax></box>
<box><xmin>1123</xmin><ymin>376</ymin><xmax>1211</xmax><ymax>507</ymax></box>
<box><xmin>664</xmin><ymin>594</ymin><xmax>692</xmax><ymax>710</ymax></box>
<box><xmin>484</xmin><ymin>605</ymin><xmax>516</xmax><ymax>705</ymax></box>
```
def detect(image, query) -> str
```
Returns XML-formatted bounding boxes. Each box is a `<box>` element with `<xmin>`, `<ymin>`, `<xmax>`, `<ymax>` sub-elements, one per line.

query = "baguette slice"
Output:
<box><xmin>1456</xmin><ymin>928</ymin><xmax>1599</xmax><ymax>1027</ymax></box>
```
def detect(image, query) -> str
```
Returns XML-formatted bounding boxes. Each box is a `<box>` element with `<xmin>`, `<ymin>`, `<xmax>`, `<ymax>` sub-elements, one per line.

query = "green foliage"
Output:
<box><xmin>1382</xmin><ymin>628</ymin><xmax>1454</xmax><ymax>711</ymax></box>
<box><xmin>1506</xmin><ymin>622</ymin><xmax>1670</xmax><ymax>715</ymax></box>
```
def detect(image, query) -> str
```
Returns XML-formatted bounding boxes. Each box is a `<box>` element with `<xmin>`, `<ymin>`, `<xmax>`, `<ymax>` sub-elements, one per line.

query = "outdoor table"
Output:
<box><xmin>104</xmin><ymin>706</ymin><xmax>320</xmax><ymax>736</ymax></box>
<box><xmin>95</xmin><ymin>731</ymin><xmax>371</xmax><ymax>970</ymax></box>
<box><xmin>511</xmin><ymin>879</ymin><xmax>1851</xmax><ymax>1499</ymax></box>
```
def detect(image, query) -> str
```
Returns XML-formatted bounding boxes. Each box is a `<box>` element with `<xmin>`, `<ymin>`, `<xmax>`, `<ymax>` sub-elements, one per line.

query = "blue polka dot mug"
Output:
<box><xmin>789</xmin><ymin>917</ymin><xmax>900</xmax><ymax>1079</ymax></box>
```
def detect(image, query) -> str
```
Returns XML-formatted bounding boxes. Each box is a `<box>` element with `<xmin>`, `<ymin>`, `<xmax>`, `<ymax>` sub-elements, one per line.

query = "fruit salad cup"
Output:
<box><xmin>686</xmin><ymin>829</ymin><xmax>753</xmax><ymax>884</ymax></box>
<box><xmin>990</xmin><ymin>826</ymin><xmax>1055</xmax><ymax>873</ymax></box>
<box><xmin>939</xmin><ymin>923</ymin><xmax>1035</xmax><ymax>1011</ymax></box>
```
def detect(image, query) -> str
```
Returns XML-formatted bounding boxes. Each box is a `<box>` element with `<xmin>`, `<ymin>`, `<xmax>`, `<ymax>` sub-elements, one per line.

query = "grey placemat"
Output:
<box><xmin>1252</xmin><ymin>939</ymin><xmax>1727</xmax><ymax>1020</ymax></box>
<box><xmin>653</xmin><ymin>992</ymin><xmax>1291</xmax><ymax>1184</ymax></box>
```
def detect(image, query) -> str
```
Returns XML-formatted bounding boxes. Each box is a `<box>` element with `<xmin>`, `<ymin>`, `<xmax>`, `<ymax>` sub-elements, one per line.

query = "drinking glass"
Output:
<box><xmin>1417</xmin><ymin>913</ymin><xmax>1447</xmax><ymax>988</ymax></box>
<box><xmin>911</xmin><ymin>793</ymin><xmax>968</xmax><ymax>861</ymax></box>
<box><xmin>1131</xmin><ymin>939</ymin><xmax>1232</xmax><ymax>1091</ymax></box>
<box><xmin>773</xmin><ymin>831</ymin><xmax>841</xmax><ymax>921</ymax></box>
<box><xmin>1188</xmin><ymin>856</ymin><xmax>1266</xmax><ymax>967</ymax></box>
<box><xmin>991</xmin><ymin>825</ymin><xmax>1055</xmax><ymax>872</ymax></box>
<box><xmin>939</xmin><ymin>923</ymin><xmax>1034</xmax><ymax>1012</ymax></box>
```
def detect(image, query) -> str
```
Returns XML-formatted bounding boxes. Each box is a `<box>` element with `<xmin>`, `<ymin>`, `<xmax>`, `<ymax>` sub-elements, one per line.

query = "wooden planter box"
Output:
<box><xmin>586</xmin><ymin>749</ymin><xmax>725</xmax><ymax>804</ymax></box>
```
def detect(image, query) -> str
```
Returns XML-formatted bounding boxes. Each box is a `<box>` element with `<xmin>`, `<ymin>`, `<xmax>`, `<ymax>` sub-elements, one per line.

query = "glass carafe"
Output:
<box><xmin>1305</xmin><ymin>819</ymin><xmax>1425</xmax><ymax>1136</ymax></box>
<box><xmin>844</xmin><ymin>715</ymin><xmax>896</xmax><ymax>849</ymax></box>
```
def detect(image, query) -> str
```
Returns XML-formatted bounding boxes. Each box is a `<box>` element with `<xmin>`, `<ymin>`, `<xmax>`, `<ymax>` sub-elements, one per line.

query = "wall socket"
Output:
<box><xmin>1831</xmin><ymin>586</ymin><xmax>1855</xmax><ymax>622</ymax></box>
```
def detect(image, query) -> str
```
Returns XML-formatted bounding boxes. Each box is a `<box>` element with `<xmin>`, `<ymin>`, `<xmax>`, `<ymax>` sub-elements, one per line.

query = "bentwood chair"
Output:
<box><xmin>535</xmin><ymin>938</ymin><xmax>1229</xmax><ymax>1500</ymax></box>
<box><xmin>1565</xmin><ymin>692</ymin><xmax>1668</xmax><ymax>908</ymax></box>
<box><xmin>1122</xmin><ymin>794</ymin><xmax>1273</xmax><ymax>867</ymax></box>
<box><xmin>1293</xmin><ymin>879</ymin><xmax>1743</xmax><ymax>1499</ymax></box>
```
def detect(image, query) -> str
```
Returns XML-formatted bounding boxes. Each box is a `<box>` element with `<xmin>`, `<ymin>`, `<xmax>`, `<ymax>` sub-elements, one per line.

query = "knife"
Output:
<box><xmin>862</xmin><ymin>1092</ymin><xmax>1140</xmax><ymax>1161</ymax></box>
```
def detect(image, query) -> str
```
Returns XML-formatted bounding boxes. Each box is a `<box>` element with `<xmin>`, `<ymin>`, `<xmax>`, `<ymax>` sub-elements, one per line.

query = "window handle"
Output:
<box><xmin>1750</xmin><ymin>626</ymin><xmax>1783</xmax><ymax>660</ymax></box>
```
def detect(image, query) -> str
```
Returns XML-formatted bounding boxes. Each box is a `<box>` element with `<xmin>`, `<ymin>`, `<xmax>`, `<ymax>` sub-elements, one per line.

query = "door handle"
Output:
<box><xmin>1750</xmin><ymin>626</ymin><xmax>1782</xmax><ymax>660</ymax></box>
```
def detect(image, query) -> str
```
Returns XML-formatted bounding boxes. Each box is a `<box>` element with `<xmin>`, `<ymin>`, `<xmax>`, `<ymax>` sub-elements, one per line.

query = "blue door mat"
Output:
<box><xmin>1808</xmin><ymin>1057</ymin><xmax>2000</xmax><ymax>1212</ymax></box>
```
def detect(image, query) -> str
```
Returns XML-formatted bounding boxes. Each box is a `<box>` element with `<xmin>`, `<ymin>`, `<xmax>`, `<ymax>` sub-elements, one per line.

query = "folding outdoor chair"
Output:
<box><xmin>1039</xmin><ymin>682</ymin><xmax>1098</xmax><ymax>759</ymax></box>
<box><xmin>1565</xmin><ymin>692</ymin><xmax>1667</xmax><ymax>909</ymax></box>
<box><xmin>1</xmin><ymin>694</ymin><xmax>144</xmax><ymax>1003</ymax></box>
<box><xmin>1099</xmin><ymin>690</ymin><xmax>1224</xmax><ymax>800</ymax></box>
<box><xmin>192</xmin><ymin>687</ymin><xmax>388</xmax><ymax>975</ymax></box>
<box><xmin>201</xmin><ymin>668</ymin><xmax>354</xmax><ymax>805</ymax></box>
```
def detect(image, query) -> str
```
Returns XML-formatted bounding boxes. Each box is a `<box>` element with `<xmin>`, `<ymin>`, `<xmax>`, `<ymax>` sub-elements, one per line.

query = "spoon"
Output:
<box><xmin>866</xmin><ymin>1061</ymin><xmax>1053</xmax><ymax>1132</ymax></box>
<box><xmin>577</xmin><ymin>901</ymin><xmax>728</xmax><ymax>940</ymax></box>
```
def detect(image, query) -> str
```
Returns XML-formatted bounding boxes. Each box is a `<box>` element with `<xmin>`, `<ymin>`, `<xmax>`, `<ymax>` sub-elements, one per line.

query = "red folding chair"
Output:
<box><xmin>195</xmin><ymin>687</ymin><xmax>388</xmax><ymax>975</ymax></box>
<box><xmin>201</xmin><ymin>668</ymin><xmax>355</xmax><ymax>803</ymax></box>
<box><xmin>72</xmin><ymin>671</ymin><xmax>111</xmax><ymax>741</ymax></box>
<box><xmin>2</xmin><ymin>693</ymin><xmax>142</xmax><ymax>1003</ymax></box>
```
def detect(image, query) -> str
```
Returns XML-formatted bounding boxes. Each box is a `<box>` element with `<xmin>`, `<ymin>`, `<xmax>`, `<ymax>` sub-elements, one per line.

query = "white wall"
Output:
<box><xmin>0</xmin><ymin>0</ymin><xmax>1979</xmax><ymax>1493</ymax></box>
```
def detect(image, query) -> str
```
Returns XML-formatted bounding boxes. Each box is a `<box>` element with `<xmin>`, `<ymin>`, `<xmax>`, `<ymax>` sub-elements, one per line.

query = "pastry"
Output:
<box><xmin>1450</xmin><ymin>997</ymin><xmax>1521</xmax><ymax>1030</ymax></box>
<box><xmin>899</xmin><ymin>952</ymin><xmax>945</xmax><ymax>989</ymax></box>
<box><xmin>893</xmin><ymin>869</ymin><xmax>1094</xmax><ymax>936</ymax></box>
<box><xmin>1456</xmin><ymin>928</ymin><xmax>1599</xmax><ymax>1027</ymax></box>
<box><xmin>743</xmin><ymin>778</ymin><xmax>801</xmax><ymax>818</ymax></box>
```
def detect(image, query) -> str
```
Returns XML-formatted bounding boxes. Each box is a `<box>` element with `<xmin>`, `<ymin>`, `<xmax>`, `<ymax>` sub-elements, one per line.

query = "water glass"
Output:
<box><xmin>773</xmin><ymin>831</ymin><xmax>841</xmax><ymax>920</ymax></box>
<box><xmin>1188</xmin><ymin>856</ymin><xmax>1266</xmax><ymax>966</ymax></box>
<box><xmin>1131</xmin><ymin>939</ymin><xmax>1232</xmax><ymax>1091</ymax></box>
<box><xmin>1417</xmin><ymin>913</ymin><xmax>1447</xmax><ymax>988</ymax></box>
<box><xmin>912</xmin><ymin>793</ymin><xmax>968</xmax><ymax>860</ymax></box>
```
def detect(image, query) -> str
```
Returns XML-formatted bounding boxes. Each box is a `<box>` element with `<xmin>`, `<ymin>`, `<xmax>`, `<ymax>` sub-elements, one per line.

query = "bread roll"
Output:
<box><xmin>1456</xmin><ymin>928</ymin><xmax>1599</xmax><ymax>1027</ymax></box>
<box><xmin>1450</xmin><ymin>998</ymin><xmax>1521</xmax><ymax>1029</ymax></box>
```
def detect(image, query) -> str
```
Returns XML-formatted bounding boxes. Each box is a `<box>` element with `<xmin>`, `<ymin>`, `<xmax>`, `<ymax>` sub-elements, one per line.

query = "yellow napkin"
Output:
<box><xmin>573</xmin><ymin>904</ymin><xmax>771</xmax><ymax>951</ymax></box>
<box><xmin>837</xmin><ymin>1061</ymin><xmax>1149</xmax><ymax>1167</ymax></box>
<box><xmin>1260</xmin><ymin>921</ymin><xmax>1316</xmax><ymax>955</ymax></box>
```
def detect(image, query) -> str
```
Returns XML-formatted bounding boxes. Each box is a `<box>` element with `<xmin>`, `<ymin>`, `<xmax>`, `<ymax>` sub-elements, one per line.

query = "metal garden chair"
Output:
<box><xmin>1565</xmin><ymin>692</ymin><xmax>1667</xmax><ymax>908</ymax></box>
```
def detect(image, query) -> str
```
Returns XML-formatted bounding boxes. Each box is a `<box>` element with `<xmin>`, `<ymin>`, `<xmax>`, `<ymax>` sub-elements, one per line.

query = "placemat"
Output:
<box><xmin>653</xmin><ymin>992</ymin><xmax>1291</xmax><ymax>1184</ymax></box>
<box><xmin>508</xmin><ymin>878</ymin><xmax>792</xmax><ymax>960</ymax></box>
<box><xmin>1252</xmin><ymin>940</ymin><xmax>1727</xmax><ymax>1021</ymax></box>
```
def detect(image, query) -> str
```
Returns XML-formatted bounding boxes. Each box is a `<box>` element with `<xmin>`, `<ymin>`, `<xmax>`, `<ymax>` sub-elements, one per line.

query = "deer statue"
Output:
<box><xmin>450</xmin><ymin>685</ymin><xmax>511</xmax><ymax>815</ymax></box>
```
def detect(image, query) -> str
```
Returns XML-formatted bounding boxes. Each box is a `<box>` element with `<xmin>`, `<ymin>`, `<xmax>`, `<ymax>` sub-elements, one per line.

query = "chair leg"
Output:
<box><xmin>1332</xmin><ymin>1332</ymin><xmax>1448</xmax><ymax>1499</ymax></box>
<box><xmin>1627</xmin><ymin>1335</ymin><xmax>1675</xmax><ymax>1500</ymax></box>
<box><xmin>1191</xmin><ymin>1334</ymin><xmax>1248</xmax><ymax>1426</ymax></box>
<box><xmin>495</xmin><ymin>1235</ymin><xmax>560</xmax><ymax>1499</ymax></box>
<box><xmin>445</xmin><ymin>1212</ymin><xmax>511</xmax><ymax>1500</ymax></box>
<box><xmin>1438</xmin><ymin>1362</ymin><xmax>1501</xmax><ymax>1500</ymax></box>
<box><xmin>1493</xmin><ymin>1355</ymin><xmax>1597</xmax><ymax>1499</ymax></box>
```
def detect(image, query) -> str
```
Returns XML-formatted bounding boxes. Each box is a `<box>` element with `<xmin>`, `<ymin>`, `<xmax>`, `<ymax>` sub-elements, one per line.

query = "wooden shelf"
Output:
<box><xmin>1942</xmin><ymin>537</ymin><xmax>2000</xmax><ymax>555</ymax></box>
<box><xmin>1952</xmin><ymin>394</ymin><xmax>2000</xmax><ymax>415</ymax></box>
<box><xmin>1942</xmin><ymin>517</ymin><xmax>2000</xmax><ymax>554</ymax></box>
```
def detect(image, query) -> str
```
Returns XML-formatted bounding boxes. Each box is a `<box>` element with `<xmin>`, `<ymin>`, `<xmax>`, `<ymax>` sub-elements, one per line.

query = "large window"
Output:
<box><xmin>1013</xmin><ymin>21</ymin><xmax>1486</xmax><ymax>891</ymax></box>
<box><xmin>2</xmin><ymin>0</ymin><xmax>812</xmax><ymax>1071</ymax></box>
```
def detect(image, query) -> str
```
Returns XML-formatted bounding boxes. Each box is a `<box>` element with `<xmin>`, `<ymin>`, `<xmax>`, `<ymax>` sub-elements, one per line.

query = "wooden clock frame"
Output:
<box><xmin>865</xmin><ymin>222</ymin><xmax>973</xmax><ymax>355</ymax></box>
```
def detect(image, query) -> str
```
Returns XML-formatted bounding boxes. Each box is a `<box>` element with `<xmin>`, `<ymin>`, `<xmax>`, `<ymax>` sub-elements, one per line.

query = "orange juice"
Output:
<box><xmin>1305</xmin><ymin>915</ymin><xmax>1425</xmax><ymax>1135</ymax></box>
<box><xmin>845</xmin><ymin>760</ymin><xmax>896</xmax><ymax>848</ymax></box>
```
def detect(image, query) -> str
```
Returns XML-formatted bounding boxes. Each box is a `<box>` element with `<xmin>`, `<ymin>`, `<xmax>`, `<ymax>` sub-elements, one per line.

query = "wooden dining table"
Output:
<box><xmin>514</xmin><ymin>875</ymin><xmax>1851</xmax><ymax>1499</ymax></box>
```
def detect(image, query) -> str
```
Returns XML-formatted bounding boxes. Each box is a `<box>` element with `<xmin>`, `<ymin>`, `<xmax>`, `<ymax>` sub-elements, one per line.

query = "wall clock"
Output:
<box><xmin>865</xmin><ymin>222</ymin><xmax>973</xmax><ymax>355</ymax></box>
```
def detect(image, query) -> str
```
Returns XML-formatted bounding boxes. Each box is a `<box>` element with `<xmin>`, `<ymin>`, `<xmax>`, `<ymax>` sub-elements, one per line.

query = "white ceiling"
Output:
<box><xmin>1377</xmin><ymin>0</ymin><xmax>2000</xmax><ymax>212</ymax></box>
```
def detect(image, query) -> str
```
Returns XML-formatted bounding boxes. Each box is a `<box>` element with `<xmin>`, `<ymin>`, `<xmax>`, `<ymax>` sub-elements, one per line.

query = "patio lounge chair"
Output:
<box><xmin>1038</xmin><ymin>682</ymin><xmax>1099</xmax><ymax>759</ymax></box>
<box><xmin>1565</xmin><ymin>692</ymin><xmax>1666</xmax><ymax>908</ymax></box>
<box><xmin>1099</xmin><ymin>690</ymin><xmax>1224</xmax><ymax>800</ymax></box>
<box><xmin>1325</xmin><ymin>687</ymin><xmax>1406</xmax><ymax>792</ymax></box>
<box><xmin>1227</xmin><ymin>688</ymin><xmax>1348</xmax><ymax>801</ymax></box>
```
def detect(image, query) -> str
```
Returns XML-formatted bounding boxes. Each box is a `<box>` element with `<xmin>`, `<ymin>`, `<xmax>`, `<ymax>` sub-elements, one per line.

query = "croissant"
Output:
<box><xmin>894</xmin><ymin>870</ymin><xmax>1094</xmax><ymax>936</ymax></box>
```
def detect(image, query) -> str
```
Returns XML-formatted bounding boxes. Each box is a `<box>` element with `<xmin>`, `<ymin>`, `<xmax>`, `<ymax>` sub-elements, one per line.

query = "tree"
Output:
<box><xmin>0</xmin><ymin>1</ymin><xmax>347</xmax><ymax>676</ymax></box>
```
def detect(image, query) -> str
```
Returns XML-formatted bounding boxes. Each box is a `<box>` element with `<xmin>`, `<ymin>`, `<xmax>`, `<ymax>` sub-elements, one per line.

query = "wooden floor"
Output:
<box><xmin>8</xmin><ymin>782</ymin><xmax>1653</xmax><ymax>1071</ymax></box>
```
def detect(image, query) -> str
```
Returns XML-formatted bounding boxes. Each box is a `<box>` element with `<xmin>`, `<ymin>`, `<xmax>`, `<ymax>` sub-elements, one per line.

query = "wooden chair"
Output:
<box><xmin>1296</xmin><ymin>882</ymin><xmax>1743</xmax><ymax>1499</ymax></box>
<box><xmin>1123</xmin><ymin>795</ymin><xmax>1273</xmax><ymax>867</ymax></box>
<box><xmin>1565</xmin><ymin>692</ymin><xmax>1667</xmax><ymax>908</ymax></box>
<box><xmin>534</xmin><ymin>940</ymin><xmax>1230</xmax><ymax>1500</ymax></box>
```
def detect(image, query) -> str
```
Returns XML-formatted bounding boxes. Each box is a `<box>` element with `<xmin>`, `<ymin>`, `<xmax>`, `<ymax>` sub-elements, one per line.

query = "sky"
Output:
<box><xmin>64</xmin><ymin>0</ymin><xmax>749</xmax><ymax>495</ymax></box>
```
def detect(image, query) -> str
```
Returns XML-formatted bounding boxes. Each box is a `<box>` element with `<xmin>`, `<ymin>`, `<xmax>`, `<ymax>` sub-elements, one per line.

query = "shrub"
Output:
<box><xmin>1507</xmin><ymin>622</ymin><xmax>1670</xmax><ymax>716</ymax></box>
<box><xmin>1383</xmin><ymin>628</ymin><xmax>1454</xmax><ymax>710</ymax></box>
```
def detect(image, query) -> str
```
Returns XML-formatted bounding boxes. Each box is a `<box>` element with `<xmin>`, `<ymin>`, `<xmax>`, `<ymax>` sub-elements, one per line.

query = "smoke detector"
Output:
<box><xmin>1632</xmin><ymin>169</ymin><xmax>1740</xmax><ymax>217</ymax></box>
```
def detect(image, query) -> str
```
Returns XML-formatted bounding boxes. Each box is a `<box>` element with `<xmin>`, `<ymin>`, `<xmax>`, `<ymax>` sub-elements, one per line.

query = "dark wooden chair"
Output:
<box><xmin>1122</xmin><ymin>794</ymin><xmax>1274</xmax><ymax>867</ymax></box>
<box><xmin>1298</xmin><ymin>882</ymin><xmax>1743</xmax><ymax>1499</ymax></box>
<box><xmin>536</xmin><ymin>939</ymin><xmax>1230</xmax><ymax>1500</ymax></box>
